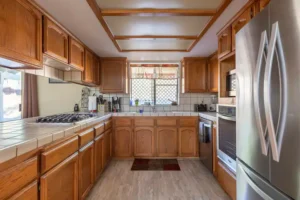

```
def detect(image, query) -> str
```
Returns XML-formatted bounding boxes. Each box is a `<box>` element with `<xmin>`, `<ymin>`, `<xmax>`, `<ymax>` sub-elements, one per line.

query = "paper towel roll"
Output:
<box><xmin>88</xmin><ymin>96</ymin><xmax>97</xmax><ymax>112</ymax></box>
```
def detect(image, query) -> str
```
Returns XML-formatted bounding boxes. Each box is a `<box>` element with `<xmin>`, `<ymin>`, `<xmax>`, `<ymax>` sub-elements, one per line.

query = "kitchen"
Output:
<box><xmin>0</xmin><ymin>0</ymin><xmax>297</xmax><ymax>200</ymax></box>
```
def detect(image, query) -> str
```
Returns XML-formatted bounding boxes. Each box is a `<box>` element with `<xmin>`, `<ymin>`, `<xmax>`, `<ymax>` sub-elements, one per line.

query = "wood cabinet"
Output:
<box><xmin>43</xmin><ymin>17</ymin><xmax>68</xmax><ymax>63</ymax></box>
<box><xmin>217</xmin><ymin>160</ymin><xmax>236</xmax><ymax>200</ymax></box>
<box><xmin>69</xmin><ymin>37</ymin><xmax>85</xmax><ymax>71</ymax></box>
<box><xmin>100</xmin><ymin>58</ymin><xmax>128</xmax><ymax>93</ymax></box>
<box><xmin>181</xmin><ymin>58</ymin><xmax>208</xmax><ymax>93</ymax></box>
<box><xmin>78</xmin><ymin>142</ymin><xmax>94</xmax><ymax>200</ymax></box>
<box><xmin>0</xmin><ymin>0</ymin><xmax>43</xmax><ymax>69</ymax></box>
<box><xmin>212</xmin><ymin>126</ymin><xmax>218</xmax><ymax>177</ymax></box>
<box><xmin>134</xmin><ymin>127</ymin><xmax>155</xmax><ymax>157</ymax></box>
<box><xmin>218</xmin><ymin>27</ymin><xmax>232</xmax><ymax>59</ymax></box>
<box><xmin>9</xmin><ymin>181</ymin><xmax>38</xmax><ymax>200</ymax></box>
<box><xmin>94</xmin><ymin>134</ymin><xmax>104</xmax><ymax>180</ymax></box>
<box><xmin>179</xmin><ymin>128</ymin><xmax>197</xmax><ymax>157</ymax></box>
<box><xmin>114</xmin><ymin>127</ymin><xmax>132</xmax><ymax>157</ymax></box>
<box><xmin>40</xmin><ymin>153</ymin><xmax>79</xmax><ymax>200</ymax></box>
<box><xmin>157</xmin><ymin>128</ymin><xmax>178</xmax><ymax>157</ymax></box>
<box><xmin>208</xmin><ymin>53</ymin><xmax>218</xmax><ymax>92</ymax></box>
<box><xmin>103</xmin><ymin>130</ymin><xmax>112</xmax><ymax>167</ymax></box>
<box><xmin>94</xmin><ymin>56</ymin><xmax>100</xmax><ymax>85</ymax></box>
<box><xmin>83</xmin><ymin>49</ymin><xmax>95</xmax><ymax>83</ymax></box>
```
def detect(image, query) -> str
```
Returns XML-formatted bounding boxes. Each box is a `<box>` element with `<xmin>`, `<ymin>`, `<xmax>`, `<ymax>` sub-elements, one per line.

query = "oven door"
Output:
<box><xmin>217</xmin><ymin>114</ymin><xmax>237</xmax><ymax>173</ymax></box>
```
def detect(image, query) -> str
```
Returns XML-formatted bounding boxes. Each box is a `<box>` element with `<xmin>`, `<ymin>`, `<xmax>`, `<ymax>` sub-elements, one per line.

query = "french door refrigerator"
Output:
<box><xmin>236</xmin><ymin>0</ymin><xmax>299</xmax><ymax>199</ymax></box>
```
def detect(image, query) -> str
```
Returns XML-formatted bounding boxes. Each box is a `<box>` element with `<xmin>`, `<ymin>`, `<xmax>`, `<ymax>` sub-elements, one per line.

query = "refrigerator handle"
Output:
<box><xmin>254</xmin><ymin>30</ymin><xmax>269</xmax><ymax>156</ymax></box>
<box><xmin>238</xmin><ymin>163</ymin><xmax>273</xmax><ymax>200</ymax></box>
<box><xmin>264</xmin><ymin>22</ymin><xmax>288</xmax><ymax>162</ymax></box>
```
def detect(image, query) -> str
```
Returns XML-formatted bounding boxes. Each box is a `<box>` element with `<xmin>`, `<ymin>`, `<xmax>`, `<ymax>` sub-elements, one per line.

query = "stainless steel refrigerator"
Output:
<box><xmin>236</xmin><ymin>0</ymin><xmax>300</xmax><ymax>199</ymax></box>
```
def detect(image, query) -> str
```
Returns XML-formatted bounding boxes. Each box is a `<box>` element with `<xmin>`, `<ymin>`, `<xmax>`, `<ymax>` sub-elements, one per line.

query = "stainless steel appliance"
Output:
<box><xmin>226</xmin><ymin>69</ymin><xmax>236</xmax><ymax>97</ymax></box>
<box><xmin>236</xmin><ymin>0</ymin><xmax>298</xmax><ymax>199</ymax></box>
<box><xmin>36</xmin><ymin>114</ymin><xmax>94</xmax><ymax>123</ymax></box>
<box><xmin>199</xmin><ymin>117</ymin><xmax>213</xmax><ymax>172</ymax></box>
<box><xmin>217</xmin><ymin>105</ymin><xmax>236</xmax><ymax>173</ymax></box>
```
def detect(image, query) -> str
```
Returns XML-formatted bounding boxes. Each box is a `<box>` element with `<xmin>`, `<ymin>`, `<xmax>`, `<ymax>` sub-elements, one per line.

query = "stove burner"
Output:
<box><xmin>36</xmin><ymin>114</ymin><xmax>94</xmax><ymax>123</ymax></box>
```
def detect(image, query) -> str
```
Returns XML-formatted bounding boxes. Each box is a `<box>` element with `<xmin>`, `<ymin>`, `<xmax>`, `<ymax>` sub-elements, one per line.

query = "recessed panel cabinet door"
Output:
<box><xmin>179</xmin><ymin>128</ymin><xmax>197</xmax><ymax>157</ymax></box>
<box><xmin>184</xmin><ymin>58</ymin><xmax>207</xmax><ymax>93</ymax></box>
<box><xmin>9</xmin><ymin>181</ymin><xmax>38</xmax><ymax>200</ymax></box>
<box><xmin>208</xmin><ymin>54</ymin><xmax>219</xmax><ymax>93</ymax></box>
<box><xmin>79</xmin><ymin>142</ymin><xmax>94</xmax><ymax>200</ymax></box>
<box><xmin>83</xmin><ymin>49</ymin><xmax>94</xmax><ymax>83</ymax></box>
<box><xmin>0</xmin><ymin>0</ymin><xmax>43</xmax><ymax>68</ymax></box>
<box><xmin>134</xmin><ymin>127</ymin><xmax>155</xmax><ymax>157</ymax></box>
<box><xmin>94</xmin><ymin>134</ymin><xmax>104</xmax><ymax>180</ymax></box>
<box><xmin>157</xmin><ymin>128</ymin><xmax>178</xmax><ymax>157</ymax></box>
<box><xmin>43</xmin><ymin>17</ymin><xmax>68</xmax><ymax>63</ymax></box>
<box><xmin>114</xmin><ymin>127</ymin><xmax>132</xmax><ymax>157</ymax></box>
<box><xmin>69</xmin><ymin>37</ymin><xmax>84</xmax><ymax>71</ymax></box>
<box><xmin>40</xmin><ymin>153</ymin><xmax>78</xmax><ymax>200</ymax></box>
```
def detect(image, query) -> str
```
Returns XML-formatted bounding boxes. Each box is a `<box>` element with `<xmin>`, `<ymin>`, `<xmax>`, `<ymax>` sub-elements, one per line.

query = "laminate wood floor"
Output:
<box><xmin>87</xmin><ymin>160</ymin><xmax>230</xmax><ymax>200</ymax></box>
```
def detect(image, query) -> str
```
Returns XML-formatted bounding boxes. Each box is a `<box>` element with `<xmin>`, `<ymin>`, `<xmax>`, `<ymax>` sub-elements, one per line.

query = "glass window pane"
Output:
<box><xmin>130</xmin><ymin>79</ymin><xmax>154</xmax><ymax>105</ymax></box>
<box><xmin>156</xmin><ymin>85</ymin><xmax>178</xmax><ymax>105</ymax></box>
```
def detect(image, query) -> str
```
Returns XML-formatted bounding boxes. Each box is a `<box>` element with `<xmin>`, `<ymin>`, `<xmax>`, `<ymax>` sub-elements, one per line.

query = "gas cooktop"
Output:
<box><xmin>36</xmin><ymin>114</ymin><xmax>95</xmax><ymax>123</ymax></box>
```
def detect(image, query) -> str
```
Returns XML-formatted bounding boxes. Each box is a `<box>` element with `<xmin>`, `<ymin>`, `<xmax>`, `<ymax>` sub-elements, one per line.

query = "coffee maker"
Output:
<box><xmin>112</xmin><ymin>97</ymin><xmax>121</xmax><ymax>112</ymax></box>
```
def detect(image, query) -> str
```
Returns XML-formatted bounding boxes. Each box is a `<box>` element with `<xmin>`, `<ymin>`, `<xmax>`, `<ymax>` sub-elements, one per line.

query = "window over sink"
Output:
<box><xmin>130</xmin><ymin>64</ymin><xmax>179</xmax><ymax>106</ymax></box>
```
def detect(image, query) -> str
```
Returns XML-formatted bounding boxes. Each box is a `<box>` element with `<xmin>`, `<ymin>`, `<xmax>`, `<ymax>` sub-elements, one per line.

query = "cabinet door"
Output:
<box><xmin>185</xmin><ymin>59</ymin><xmax>207</xmax><ymax>93</ymax></box>
<box><xmin>0</xmin><ymin>0</ymin><xmax>42</xmax><ymax>68</ymax></box>
<box><xmin>103</xmin><ymin>131</ymin><xmax>108</xmax><ymax>167</ymax></box>
<box><xmin>208</xmin><ymin>53</ymin><xmax>219</xmax><ymax>92</ymax></box>
<box><xmin>218</xmin><ymin>27</ymin><xmax>232</xmax><ymax>59</ymax></box>
<box><xmin>94</xmin><ymin>135</ymin><xmax>104</xmax><ymax>180</ymax></box>
<box><xmin>134</xmin><ymin>127</ymin><xmax>155</xmax><ymax>157</ymax></box>
<box><xmin>114</xmin><ymin>127</ymin><xmax>132</xmax><ymax>157</ymax></box>
<box><xmin>217</xmin><ymin>160</ymin><xmax>236</xmax><ymax>200</ymax></box>
<box><xmin>43</xmin><ymin>17</ymin><xmax>68</xmax><ymax>63</ymax></box>
<box><xmin>157</xmin><ymin>128</ymin><xmax>178</xmax><ymax>157</ymax></box>
<box><xmin>100</xmin><ymin>58</ymin><xmax>127</xmax><ymax>93</ymax></box>
<box><xmin>212</xmin><ymin>126</ymin><xmax>217</xmax><ymax>177</ymax></box>
<box><xmin>231</xmin><ymin>8</ymin><xmax>253</xmax><ymax>51</ymax></box>
<box><xmin>94</xmin><ymin>56</ymin><xmax>100</xmax><ymax>85</ymax></box>
<box><xmin>179</xmin><ymin>128</ymin><xmax>197</xmax><ymax>157</ymax></box>
<box><xmin>79</xmin><ymin>142</ymin><xmax>94</xmax><ymax>200</ymax></box>
<box><xmin>83</xmin><ymin>49</ymin><xmax>94</xmax><ymax>83</ymax></box>
<box><xmin>69</xmin><ymin>37</ymin><xmax>84</xmax><ymax>71</ymax></box>
<box><xmin>9</xmin><ymin>181</ymin><xmax>38</xmax><ymax>200</ymax></box>
<box><xmin>40</xmin><ymin>153</ymin><xmax>78</xmax><ymax>200</ymax></box>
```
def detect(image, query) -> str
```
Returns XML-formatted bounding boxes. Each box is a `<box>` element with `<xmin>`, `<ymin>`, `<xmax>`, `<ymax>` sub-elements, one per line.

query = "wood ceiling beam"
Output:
<box><xmin>114</xmin><ymin>35</ymin><xmax>198</xmax><ymax>40</ymax></box>
<box><xmin>101</xmin><ymin>9</ymin><xmax>216</xmax><ymax>17</ymax></box>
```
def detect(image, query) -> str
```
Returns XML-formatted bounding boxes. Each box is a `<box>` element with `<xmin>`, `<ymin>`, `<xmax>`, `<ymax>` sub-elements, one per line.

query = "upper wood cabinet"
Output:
<box><xmin>78</xmin><ymin>142</ymin><xmax>94</xmax><ymax>200</ymax></box>
<box><xmin>157</xmin><ymin>127</ymin><xmax>178</xmax><ymax>157</ymax></box>
<box><xmin>94</xmin><ymin>56</ymin><xmax>100</xmax><ymax>86</ymax></box>
<box><xmin>114</xmin><ymin>127</ymin><xmax>132</xmax><ymax>157</ymax></box>
<box><xmin>218</xmin><ymin>27</ymin><xmax>232</xmax><ymax>59</ymax></box>
<box><xmin>134</xmin><ymin>127</ymin><xmax>155</xmax><ymax>157</ymax></box>
<box><xmin>0</xmin><ymin>0</ymin><xmax>43</xmax><ymax>69</ymax></box>
<box><xmin>182</xmin><ymin>57</ymin><xmax>208</xmax><ymax>93</ymax></box>
<box><xmin>69</xmin><ymin>37</ymin><xmax>85</xmax><ymax>71</ymax></box>
<box><xmin>43</xmin><ymin>17</ymin><xmax>68</xmax><ymax>63</ymax></box>
<box><xmin>179</xmin><ymin>128</ymin><xmax>197</xmax><ymax>157</ymax></box>
<box><xmin>83</xmin><ymin>49</ymin><xmax>95</xmax><ymax>83</ymax></box>
<box><xmin>208</xmin><ymin>53</ymin><xmax>219</xmax><ymax>93</ymax></box>
<box><xmin>40</xmin><ymin>153</ymin><xmax>79</xmax><ymax>200</ymax></box>
<box><xmin>100</xmin><ymin>58</ymin><xmax>128</xmax><ymax>93</ymax></box>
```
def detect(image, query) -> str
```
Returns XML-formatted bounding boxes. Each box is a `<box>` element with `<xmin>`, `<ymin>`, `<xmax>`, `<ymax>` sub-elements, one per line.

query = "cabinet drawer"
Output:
<box><xmin>105</xmin><ymin>120</ymin><xmax>113</xmax><ymax>129</ymax></box>
<box><xmin>78</xmin><ymin>128</ymin><xmax>94</xmax><ymax>148</ymax></box>
<box><xmin>114</xmin><ymin>118</ymin><xmax>131</xmax><ymax>127</ymax></box>
<box><xmin>134</xmin><ymin>118</ymin><xmax>154</xmax><ymax>127</ymax></box>
<box><xmin>157</xmin><ymin>118</ymin><xmax>177</xmax><ymax>126</ymax></box>
<box><xmin>179</xmin><ymin>118</ymin><xmax>198</xmax><ymax>127</ymax></box>
<box><xmin>41</xmin><ymin>136</ymin><xmax>78</xmax><ymax>174</ymax></box>
<box><xmin>0</xmin><ymin>157</ymin><xmax>37</xmax><ymax>200</ymax></box>
<box><xmin>8</xmin><ymin>181</ymin><xmax>38</xmax><ymax>200</ymax></box>
<box><xmin>94</xmin><ymin>123</ymin><xmax>105</xmax><ymax>137</ymax></box>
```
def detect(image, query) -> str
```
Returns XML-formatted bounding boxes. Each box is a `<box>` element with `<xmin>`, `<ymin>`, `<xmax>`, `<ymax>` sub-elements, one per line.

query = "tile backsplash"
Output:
<box><xmin>90</xmin><ymin>88</ymin><xmax>217</xmax><ymax>112</ymax></box>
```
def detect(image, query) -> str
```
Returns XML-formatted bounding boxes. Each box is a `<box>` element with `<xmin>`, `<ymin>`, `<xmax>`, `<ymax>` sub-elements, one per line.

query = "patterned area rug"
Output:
<box><xmin>131</xmin><ymin>159</ymin><xmax>181</xmax><ymax>171</ymax></box>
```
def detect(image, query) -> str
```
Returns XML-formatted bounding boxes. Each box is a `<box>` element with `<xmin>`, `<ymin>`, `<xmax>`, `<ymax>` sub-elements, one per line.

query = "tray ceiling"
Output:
<box><xmin>87</xmin><ymin>0</ymin><xmax>232</xmax><ymax>52</ymax></box>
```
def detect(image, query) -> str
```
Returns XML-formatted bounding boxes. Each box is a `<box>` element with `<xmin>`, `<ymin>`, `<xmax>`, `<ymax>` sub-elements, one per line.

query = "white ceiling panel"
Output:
<box><xmin>117</xmin><ymin>39</ymin><xmax>194</xmax><ymax>50</ymax></box>
<box><xmin>96</xmin><ymin>0</ymin><xmax>224</xmax><ymax>9</ymax></box>
<box><xmin>104</xmin><ymin>16</ymin><xmax>211</xmax><ymax>36</ymax></box>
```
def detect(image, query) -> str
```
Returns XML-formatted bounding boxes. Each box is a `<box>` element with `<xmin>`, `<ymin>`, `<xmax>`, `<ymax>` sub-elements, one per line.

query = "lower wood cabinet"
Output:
<box><xmin>9</xmin><ymin>181</ymin><xmax>38</xmax><ymax>200</ymax></box>
<box><xmin>212</xmin><ymin>126</ymin><xmax>218</xmax><ymax>177</ymax></box>
<box><xmin>103</xmin><ymin>130</ymin><xmax>110</xmax><ymax>167</ymax></box>
<box><xmin>114</xmin><ymin>127</ymin><xmax>133</xmax><ymax>157</ymax></box>
<box><xmin>79</xmin><ymin>142</ymin><xmax>94</xmax><ymax>200</ymax></box>
<box><xmin>217</xmin><ymin>160</ymin><xmax>236</xmax><ymax>200</ymax></box>
<box><xmin>94</xmin><ymin>134</ymin><xmax>104</xmax><ymax>180</ymax></box>
<box><xmin>40</xmin><ymin>153</ymin><xmax>79</xmax><ymax>200</ymax></box>
<box><xmin>157</xmin><ymin>127</ymin><xmax>178</xmax><ymax>157</ymax></box>
<box><xmin>134</xmin><ymin>127</ymin><xmax>155</xmax><ymax>157</ymax></box>
<box><xmin>179</xmin><ymin>128</ymin><xmax>197</xmax><ymax>157</ymax></box>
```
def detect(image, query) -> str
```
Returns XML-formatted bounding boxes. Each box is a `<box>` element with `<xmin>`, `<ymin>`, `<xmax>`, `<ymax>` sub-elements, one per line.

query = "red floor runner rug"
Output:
<box><xmin>131</xmin><ymin>159</ymin><xmax>181</xmax><ymax>171</ymax></box>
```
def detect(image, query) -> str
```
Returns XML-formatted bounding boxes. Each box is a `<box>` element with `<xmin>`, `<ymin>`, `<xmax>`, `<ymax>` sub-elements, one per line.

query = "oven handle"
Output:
<box><xmin>218</xmin><ymin>115</ymin><xmax>236</xmax><ymax>122</ymax></box>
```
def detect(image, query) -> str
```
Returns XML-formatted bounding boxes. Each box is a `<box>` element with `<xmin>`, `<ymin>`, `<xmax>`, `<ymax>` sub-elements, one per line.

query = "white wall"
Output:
<box><xmin>37</xmin><ymin>76</ymin><xmax>85</xmax><ymax>116</ymax></box>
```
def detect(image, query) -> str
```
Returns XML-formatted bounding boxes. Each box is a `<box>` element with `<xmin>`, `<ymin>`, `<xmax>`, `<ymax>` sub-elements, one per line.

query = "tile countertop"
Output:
<box><xmin>0</xmin><ymin>113</ymin><xmax>112</xmax><ymax>163</ymax></box>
